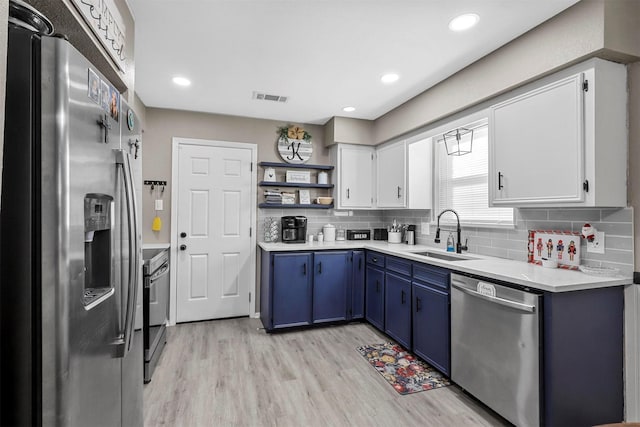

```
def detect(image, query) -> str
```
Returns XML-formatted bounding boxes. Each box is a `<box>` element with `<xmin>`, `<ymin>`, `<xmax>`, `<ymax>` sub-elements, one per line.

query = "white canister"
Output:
<box><xmin>318</xmin><ymin>171</ymin><xmax>328</xmax><ymax>185</ymax></box>
<box><xmin>322</xmin><ymin>224</ymin><xmax>336</xmax><ymax>242</ymax></box>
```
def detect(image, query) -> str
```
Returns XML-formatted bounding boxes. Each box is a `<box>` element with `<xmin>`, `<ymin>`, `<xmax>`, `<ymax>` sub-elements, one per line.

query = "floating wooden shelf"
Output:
<box><xmin>258</xmin><ymin>161</ymin><xmax>334</xmax><ymax>171</ymax></box>
<box><xmin>258</xmin><ymin>203</ymin><xmax>334</xmax><ymax>209</ymax></box>
<box><xmin>259</xmin><ymin>181</ymin><xmax>334</xmax><ymax>189</ymax></box>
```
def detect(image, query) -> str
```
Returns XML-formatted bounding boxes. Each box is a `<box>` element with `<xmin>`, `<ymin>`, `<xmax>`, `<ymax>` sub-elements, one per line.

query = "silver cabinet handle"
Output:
<box><xmin>451</xmin><ymin>280</ymin><xmax>536</xmax><ymax>313</ymax></box>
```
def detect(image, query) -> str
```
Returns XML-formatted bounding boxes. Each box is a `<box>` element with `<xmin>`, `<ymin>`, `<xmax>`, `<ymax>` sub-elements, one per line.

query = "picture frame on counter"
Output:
<box><xmin>299</xmin><ymin>189</ymin><xmax>311</xmax><ymax>204</ymax></box>
<box><xmin>286</xmin><ymin>170</ymin><xmax>311</xmax><ymax>183</ymax></box>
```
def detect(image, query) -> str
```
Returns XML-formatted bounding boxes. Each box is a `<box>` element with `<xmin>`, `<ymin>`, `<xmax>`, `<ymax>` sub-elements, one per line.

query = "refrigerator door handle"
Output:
<box><xmin>115</xmin><ymin>149</ymin><xmax>140</xmax><ymax>357</ymax></box>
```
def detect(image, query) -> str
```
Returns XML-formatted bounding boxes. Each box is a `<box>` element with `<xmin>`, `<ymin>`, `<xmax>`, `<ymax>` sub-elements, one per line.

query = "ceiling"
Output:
<box><xmin>130</xmin><ymin>0</ymin><xmax>580</xmax><ymax>125</ymax></box>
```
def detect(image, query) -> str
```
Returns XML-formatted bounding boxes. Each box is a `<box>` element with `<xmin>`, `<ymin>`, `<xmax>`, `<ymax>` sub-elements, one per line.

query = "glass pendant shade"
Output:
<box><xmin>443</xmin><ymin>127</ymin><xmax>473</xmax><ymax>156</ymax></box>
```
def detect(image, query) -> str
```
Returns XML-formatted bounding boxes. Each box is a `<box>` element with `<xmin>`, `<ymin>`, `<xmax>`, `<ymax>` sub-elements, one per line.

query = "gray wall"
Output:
<box><xmin>142</xmin><ymin>108</ymin><xmax>328</xmax><ymax>244</ymax></box>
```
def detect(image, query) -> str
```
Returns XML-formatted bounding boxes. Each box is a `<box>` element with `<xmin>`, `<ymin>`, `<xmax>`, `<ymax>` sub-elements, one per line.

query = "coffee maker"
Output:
<box><xmin>281</xmin><ymin>216</ymin><xmax>307</xmax><ymax>243</ymax></box>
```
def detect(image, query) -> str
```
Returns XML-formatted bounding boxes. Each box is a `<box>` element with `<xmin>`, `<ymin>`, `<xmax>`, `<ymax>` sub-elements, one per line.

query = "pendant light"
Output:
<box><xmin>443</xmin><ymin>127</ymin><xmax>473</xmax><ymax>156</ymax></box>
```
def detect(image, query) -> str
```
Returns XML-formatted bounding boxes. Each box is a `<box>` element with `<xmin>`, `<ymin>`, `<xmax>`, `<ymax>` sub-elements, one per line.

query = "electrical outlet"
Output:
<box><xmin>421</xmin><ymin>222</ymin><xmax>430</xmax><ymax>235</ymax></box>
<box><xmin>155</xmin><ymin>199</ymin><xmax>163</xmax><ymax>211</ymax></box>
<box><xmin>587</xmin><ymin>231</ymin><xmax>605</xmax><ymax>254</ymax></box>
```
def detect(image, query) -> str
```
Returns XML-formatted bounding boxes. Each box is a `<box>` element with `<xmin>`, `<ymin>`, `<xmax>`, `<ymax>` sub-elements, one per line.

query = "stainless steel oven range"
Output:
<box><xmin>143</xmin><ymin>247</ymin><xmax>170</xmax><ymax>383</ymax></box>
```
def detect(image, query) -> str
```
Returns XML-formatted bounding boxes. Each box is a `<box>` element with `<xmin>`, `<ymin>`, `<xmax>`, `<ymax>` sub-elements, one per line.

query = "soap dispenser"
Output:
<box><xmin>446</xmin><ymin>232</ymin><xmax>455</xmax><ymax>252</ymax></box>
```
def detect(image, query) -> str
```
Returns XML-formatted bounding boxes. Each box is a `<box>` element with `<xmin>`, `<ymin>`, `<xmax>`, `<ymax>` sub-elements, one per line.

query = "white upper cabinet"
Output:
<box><xmin>332</xmin><ymin>144</ymin><xmax>374</xmax><ymax>209</ymax></box>
<box><xmin>407</xmin><ymin>138</ymin><xmax>432</xmax><ymax>209</ymax></box>
<box><xmin>489</xmin><ymin>58</ymin><xmax>627</xmax><ymax>207</ymax></box>
<box><xmin>376</xmin><ymin>141</ymin><xmax>406</xmax><ymax>208</ymax></box>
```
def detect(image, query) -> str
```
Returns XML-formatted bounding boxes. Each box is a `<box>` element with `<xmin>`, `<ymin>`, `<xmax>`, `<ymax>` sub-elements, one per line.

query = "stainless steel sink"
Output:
<box><xmin>412</xmin><ymin>251</ymin><xmax>473</xmax><ymax>261</ymax></box>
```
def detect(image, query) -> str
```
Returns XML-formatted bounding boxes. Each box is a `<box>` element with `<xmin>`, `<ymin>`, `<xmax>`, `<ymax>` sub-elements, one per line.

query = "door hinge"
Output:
<box><xmin>583</xmin><ymin>80</ymin><xmax>589</xmax><ymax>92</ymax></box>
<box><xmin>583</xmin><ymin>180</ymin><xmax>589</xmax><ymax>192</ymax></box>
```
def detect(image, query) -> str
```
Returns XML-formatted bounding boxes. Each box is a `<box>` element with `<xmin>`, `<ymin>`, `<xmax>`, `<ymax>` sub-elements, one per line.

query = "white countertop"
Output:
<box><xmin>143</xmin><ymin>243</ymin><xmax>171</xmax><ymax>250</ymax></box>
<box><xmin>258</xmin><ymin>241</ymin><xmax>632</xmax><ymax>293</ymax></box>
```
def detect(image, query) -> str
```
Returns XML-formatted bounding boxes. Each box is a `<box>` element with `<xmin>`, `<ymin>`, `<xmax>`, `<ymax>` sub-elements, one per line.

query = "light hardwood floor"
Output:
<box><xmin>144</xmin><ymin>318</ymin><xmax>509</xmax><ymax>427</ymax></box>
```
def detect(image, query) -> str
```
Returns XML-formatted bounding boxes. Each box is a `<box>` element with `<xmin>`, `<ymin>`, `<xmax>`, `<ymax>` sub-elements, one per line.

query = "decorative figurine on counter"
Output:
<box><xmin>546</xmin><ymin>238</ymin><xmax>553</xmax><ymax>258</ymax></box>
<box><xmin>556</xmin><ymin>240</ymin><xmax>564</xmax><ymax>260</ymax></box>
<box><xmin>536</xmin><ymin>238</ymin><xmax>543</xmax><ymax>257</ymax></box>
<box><xmin>567</xmin><ymin>240</ymin><xmax>577</xmax><ymax>261</ymax></box>
<box><xmin>581</xmin><ymin>223</ymin><xmax>597</xmax><ymax>242</ymax></box>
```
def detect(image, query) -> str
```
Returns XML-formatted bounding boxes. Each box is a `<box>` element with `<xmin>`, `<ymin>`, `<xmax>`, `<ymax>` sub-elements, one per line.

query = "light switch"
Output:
<box><xmin>155</xmin><ymin>199</ymin><xmax>163</xmax><ymax>211</ymax></box>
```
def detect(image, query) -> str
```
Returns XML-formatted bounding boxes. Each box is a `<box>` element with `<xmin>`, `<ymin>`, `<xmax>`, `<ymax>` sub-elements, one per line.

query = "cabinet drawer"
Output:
<box><xmin>366</xmin><ymin>252</ymin><xmax>386</xmax><ymax>268</ymax></box>
<box><xmin>413</xmin><ymin>263</ymin><xmax>450</xmax><ymax>291</ymax></box>
<box><xmin>386</xmin><ymin>256</ymin><xmax>412</xmax><ymax>277</ymax></box>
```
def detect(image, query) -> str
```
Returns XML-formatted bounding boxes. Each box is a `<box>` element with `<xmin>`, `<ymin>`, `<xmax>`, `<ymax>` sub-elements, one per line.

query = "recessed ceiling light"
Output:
<box><xmin>448</xmin><ymin>13</ymin><xmax>479</xmax><ymax>32</ymax></box>
<box><xmin>172</xmin><ymin>76</ymin><xmax>191</xmax><ymax>87</ymax></box>
<box><xmin>381</xmin><ymin>73</ymin><xmax>399</xmax><ymax>84</ymax></box>
<box><xmin>342</xmin><ymin>106</ymin><xmax>356</xmax><ymax>112</ymax></box>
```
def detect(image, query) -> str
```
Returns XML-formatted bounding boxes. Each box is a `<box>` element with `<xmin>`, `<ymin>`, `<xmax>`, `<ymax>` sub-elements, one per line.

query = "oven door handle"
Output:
<box><xmin>451</xmin><ymin>281</ymin><xmax>536</xmax><ymax>313</ymax></box>
<box><xmin>149</xmin><ymin>263</ymin><xmax>170</xmax><ymax>284</ymax></box>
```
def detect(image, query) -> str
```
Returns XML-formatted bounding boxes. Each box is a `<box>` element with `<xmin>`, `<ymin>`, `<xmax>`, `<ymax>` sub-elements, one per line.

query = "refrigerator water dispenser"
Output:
<box><xmin>83</xmin><ymin>193</ymin><xmax>114</xmax><ymax>309</ymax></box>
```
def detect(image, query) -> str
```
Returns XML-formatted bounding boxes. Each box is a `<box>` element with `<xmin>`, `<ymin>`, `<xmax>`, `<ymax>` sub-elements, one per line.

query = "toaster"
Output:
<box><xmin>373</xmin><ymin>228</ymin><xmax>388</xmax><ymax>241</ymax></box>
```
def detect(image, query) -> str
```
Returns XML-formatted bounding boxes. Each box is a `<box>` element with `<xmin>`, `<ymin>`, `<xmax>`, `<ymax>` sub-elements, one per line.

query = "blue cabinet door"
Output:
<box><xmin>313</xmin><ymin>251</ymin><xmax>350</xmax><ymax>323</ymax></box>
<box><xmin>365</xmin><ymin>266</ymin><xmax>385</xmax><ymax>330</ymax></box>
<box><xmin>385</xmin><ymin>272</ymin><xmax>412</xmax><ymax>349</ymax></box>
<box><xmin>412</xmin><ymin>282</ymin><xmax>450</xmax><ymax>375</ymax></box>
<box><xmin>350</xmin><ymin>250</ymin><xmax>365</xmax><ymax>319</ymax></box>
<box><xmin>272</xmin><ymin>253</ymin><xmax>312</xmax><ymax>328</ymax></box>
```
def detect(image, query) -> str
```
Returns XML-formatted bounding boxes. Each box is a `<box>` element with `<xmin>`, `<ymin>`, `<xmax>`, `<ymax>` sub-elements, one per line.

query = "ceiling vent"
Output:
<box><xmin>253</xmin><ymin>91</ymin><xmax>288</xmax><ymax>103</ymax></box>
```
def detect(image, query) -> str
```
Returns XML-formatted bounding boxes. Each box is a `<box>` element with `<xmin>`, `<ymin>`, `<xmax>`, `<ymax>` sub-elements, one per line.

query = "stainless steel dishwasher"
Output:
<box><xmin>451</xmin><ymin>273</ymin><xmax>542</xmax><ymax>427</ymax></box>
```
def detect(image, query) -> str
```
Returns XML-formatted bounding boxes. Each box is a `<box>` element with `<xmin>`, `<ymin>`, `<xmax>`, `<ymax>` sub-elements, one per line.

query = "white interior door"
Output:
<box><xmin>175</xmin><ymin>141</ymin><xmax>254</xmax><ymax>323</ymax></box>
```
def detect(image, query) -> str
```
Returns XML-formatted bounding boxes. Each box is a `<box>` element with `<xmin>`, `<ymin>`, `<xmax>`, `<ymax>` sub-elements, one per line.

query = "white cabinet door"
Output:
<box><xmin>376</xmin><ymin>141</ymin><xmax>406</xmax><ymax>208</ymax></box>
<box><xmin>407</xmin><ymin>138</ymin><xmax>432</xmax><ymax>209</ymax></box>
<box><xmin>489</xmin><ymin>73</ymin><xmax>585</xmax><ymax>206</ymax></box>
<box><xmin>337</xmin><ymin>145</ymin><xmax>373</xmax><ymax>209</ymax></box>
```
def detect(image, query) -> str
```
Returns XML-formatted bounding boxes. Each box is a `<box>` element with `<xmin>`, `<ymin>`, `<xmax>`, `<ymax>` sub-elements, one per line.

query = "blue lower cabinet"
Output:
<box><xmin>365</xmin><ymin>266</ymin><xmax>385</xmax><ymax>330</ymax></box>
<box><xmin>412</xmin><ymin>282</ymin><xmax>450</xmax><ymax>376</ymax></box>
<box><xmin>384</xmin><ymin>272</ymin><xmax>412</xmax><ymax>349</ymax></box>
<box><xmin>272</xmin><ymin>252</ymin><xmax>313</xmax><ymax>328</ymax></box>
<box><xmin>313</xmin><ymin>251</ymin><xmax>350</xmax><ymax>323</ymax></box>
<box><xmin>350</xmin><ymin>250</ymin><xmax>365</xmax><ymax>319</ymax></box>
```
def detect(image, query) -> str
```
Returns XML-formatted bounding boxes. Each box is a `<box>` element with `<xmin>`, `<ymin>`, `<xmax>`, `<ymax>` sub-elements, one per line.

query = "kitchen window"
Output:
<box><xmin>434</xmin><ymin>120</ymin><xmax>514</xmax><ymax>227</ymax></box>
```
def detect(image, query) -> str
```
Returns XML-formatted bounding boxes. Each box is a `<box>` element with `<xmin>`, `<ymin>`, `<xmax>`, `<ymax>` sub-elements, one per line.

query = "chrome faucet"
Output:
<box><xmin>434</xmin><ymin>209</ymin><xmax>468</xmax><ymax>254</ymax></box>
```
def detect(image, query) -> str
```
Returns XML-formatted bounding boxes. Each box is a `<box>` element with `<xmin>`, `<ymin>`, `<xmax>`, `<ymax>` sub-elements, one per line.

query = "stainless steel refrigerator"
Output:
<box><xmin>0</xmin><ymin>21</ymin><xmax>143</xmax><ymax>427</ymax></box>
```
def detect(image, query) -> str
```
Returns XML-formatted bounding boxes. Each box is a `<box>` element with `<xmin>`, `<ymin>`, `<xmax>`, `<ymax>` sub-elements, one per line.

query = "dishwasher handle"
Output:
<box><xmin>451</xmin><ymin>280</ymin><xmax>536</xmax><ymax>313</ymax></box>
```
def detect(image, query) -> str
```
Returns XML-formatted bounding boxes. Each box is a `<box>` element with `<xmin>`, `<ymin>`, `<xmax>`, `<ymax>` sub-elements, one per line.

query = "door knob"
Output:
<box><xmin>180</xmin><ymin>244</ymin><xmax>187</xmax><ymax>251</ymax></box>
<box><xmin>180</xmin><ymin>232</ymin><xmax>187</xmax><ymax>238</ymax></box>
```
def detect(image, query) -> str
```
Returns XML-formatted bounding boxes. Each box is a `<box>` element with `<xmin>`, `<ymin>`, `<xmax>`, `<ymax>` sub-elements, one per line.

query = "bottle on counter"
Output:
<box><xmin>446</xmin><ymin>232</ymin><xmax>455</xmax><ymax>252</ymax></box>
<box><xmin>317</xmin><ymin>231</ymin><xmax>324</xmax><ymax>243</ymax></box>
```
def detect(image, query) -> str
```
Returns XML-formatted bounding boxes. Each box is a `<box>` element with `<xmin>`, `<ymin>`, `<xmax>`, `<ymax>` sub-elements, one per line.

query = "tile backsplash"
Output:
<box><xmin>259</xmin><ymin>207</ymin><xmax>634</xmax><ymax>275</ymax></box>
